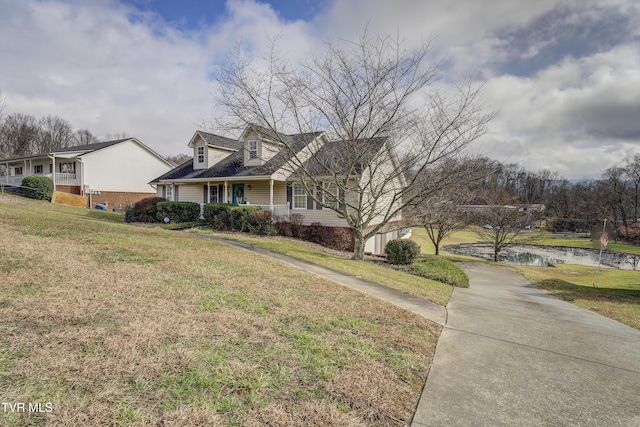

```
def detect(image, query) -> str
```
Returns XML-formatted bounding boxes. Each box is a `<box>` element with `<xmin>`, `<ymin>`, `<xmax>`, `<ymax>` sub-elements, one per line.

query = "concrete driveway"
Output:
<box><xmin>413</xmin><ymin>262</ymin><xmax>640</xmax><ymax>426</ymax></box>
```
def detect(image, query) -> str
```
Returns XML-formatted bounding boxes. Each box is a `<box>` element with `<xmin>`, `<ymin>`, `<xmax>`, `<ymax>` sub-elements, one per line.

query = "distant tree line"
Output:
<box><xmin>0</xmin><ymin>112</ymin><xmax>105</xmax><ymax>159</ymax></box>
<box><xmin>407</xmin><ymin>155</ymin><xmax>640</xmax><ymax>247</ymax></box>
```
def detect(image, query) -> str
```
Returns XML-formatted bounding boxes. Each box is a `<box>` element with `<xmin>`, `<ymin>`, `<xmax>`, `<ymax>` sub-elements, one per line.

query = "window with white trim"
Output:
<box><xmin>248</xmin><ymin>140</ymin><xmax>258</xmax><ymax>160</ymax></box>
<box><xmin>293</xmin><ymin>183</ymin><xmax>307</xmax><ymax>209</ymax></box>
<box><xmin>34</xmin><ymin>165</ymin><xmax>43</xmax><ymax>174</ymax></box>
<box><xmin>14</xmin><ymin>167</ymin><xmax>23</xmax><ymax>176</ymax></box>
<box><xmin>166</xmin><ymin>185</ymin><xmax>173</xmax><ymax>201</ymax></box>
<box><xmin>197</xmin><ymin>146</ymin><xmax>205</xmax><ymax>164</ymax></box>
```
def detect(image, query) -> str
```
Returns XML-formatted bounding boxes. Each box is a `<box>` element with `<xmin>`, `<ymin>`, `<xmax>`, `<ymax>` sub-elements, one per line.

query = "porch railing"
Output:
<box><xmin>3</xmin><ymin>173</ymin><xmax>79</xmax><ymax>187</ymax></box>
<box><xmin>55</xmin><ymin>173</ymin><xmax>78</xmax><ymax>185</ymax></box>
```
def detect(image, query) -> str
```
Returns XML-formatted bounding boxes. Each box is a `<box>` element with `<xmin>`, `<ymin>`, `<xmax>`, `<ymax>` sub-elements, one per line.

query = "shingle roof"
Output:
<box><xmin>196</xmin><ymin>132</ymin><xmax>242</xmax><ymax>151</ymax></box>
<box><xmin>152</xmin><ymin>131</ymin><xmax>323</xmax><ymax>182</ymax></box>
<box><xmin>51</xmin><ymin>139</ymin><xmax>128</xmax><ymax>154</ymax></box>
<box><xmin>298</xmin><ymin>137</ymin><xmax>388</xmax><ymax>177</ymax></box>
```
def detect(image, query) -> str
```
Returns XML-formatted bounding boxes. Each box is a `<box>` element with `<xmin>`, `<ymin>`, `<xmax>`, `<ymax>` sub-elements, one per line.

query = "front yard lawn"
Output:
<box><xmin>0</xmin><ymin>195</ymin><xmax>440</xmax><ymax>426</ymax></box>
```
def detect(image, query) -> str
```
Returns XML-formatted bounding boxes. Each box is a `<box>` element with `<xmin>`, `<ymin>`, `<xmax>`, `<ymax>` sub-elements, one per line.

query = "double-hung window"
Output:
<box><xmin>166</xmin><ymin>185</ymin><xmax>173</xmax><ymax>201</ymax></box>
<box><xmin>197</xmin><ymin>146</ymin><xmax>205</xmax><ymax>164</ymax></box>
<box><xmin>248</xmin><ymin>141</ymin><xmax>258</xmax><ymax>160</ymax></box>
<box><xmin>34</xmin><ymin>165</ymin><xmax>43</xmax><ymax>174</ymax></box>
<box><xmin>293</xmin><ymin>183</ymin><xmax>307</xmax><ymax>209</ymax></box>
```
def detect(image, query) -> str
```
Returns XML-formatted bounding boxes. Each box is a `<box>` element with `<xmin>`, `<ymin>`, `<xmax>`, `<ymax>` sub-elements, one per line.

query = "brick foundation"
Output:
<box><xmin>55</xmin><ymin>185</ymin><xmax>82</xmax><ymax>195</ymax></box>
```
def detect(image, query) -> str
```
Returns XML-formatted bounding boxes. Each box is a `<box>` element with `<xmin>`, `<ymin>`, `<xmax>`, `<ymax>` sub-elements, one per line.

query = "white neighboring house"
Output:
<box><xmin>150</xmin><ymin>126</ymin><xmax>404</xmax><ymax>255</ymax></box>
<box><xmin>1</xmin><ymin>138</ymin><xmax>174</xmax><ymax>209</ymax></box>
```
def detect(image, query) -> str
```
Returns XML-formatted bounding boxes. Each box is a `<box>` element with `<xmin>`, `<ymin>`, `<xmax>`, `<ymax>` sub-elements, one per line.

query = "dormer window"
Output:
<box><xmin>197</xmin><ymin>146</ymin><xmax>205</xmax><ymax>164</ymax></box>
<box><xmin>248</xmin><ymin>140</ymin><xmax>258</xmax><ymax>160</ymax></box>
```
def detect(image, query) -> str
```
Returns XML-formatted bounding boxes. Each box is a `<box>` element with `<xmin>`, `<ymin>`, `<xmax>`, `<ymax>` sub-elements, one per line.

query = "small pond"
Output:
<box><xmin>443</xmin><ymin>244</ymin><xmax>640</xmax><ymax>270</ymax></box>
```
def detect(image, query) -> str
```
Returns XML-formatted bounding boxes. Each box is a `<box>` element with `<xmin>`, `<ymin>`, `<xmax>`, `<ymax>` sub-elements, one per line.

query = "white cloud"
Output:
<box><xmin>0</xmin><ymin>0</ymin><xmax>638</xmax><ymax>179</ymax></box>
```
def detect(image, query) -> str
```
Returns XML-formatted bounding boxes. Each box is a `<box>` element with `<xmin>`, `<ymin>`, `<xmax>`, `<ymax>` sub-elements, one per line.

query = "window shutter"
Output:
<box><xmin>286</xmin><ymin>184</ymin><xmax>292</xmax><ymax>208</ymax></box>
<box><xmin>306</xmin><ymin>189</ymin><xmax>314</xmax><ymax>210</ymax></box>
<box><xmin>174</xmin><ymin>186</ymin><xmax>179</xmax><ymax>201</ymax></box>
<box><xmin>203</xmin><ymin>185</ymin><xmax>208</xmax><ymax>204</ymax></box>
<box><xmin>315</xmin><ymin>185</ymin><xmax>323</xmax><ymax>210</ymax></box>
<box><xmin>218</xmin><ymin>185</ymin><xmax>223</xmax><ymax>203</ymax></box>
<box><xmin>162</xmin><ymin>186</ymin><xmax>167</xmax><ymax>199</ymax></box>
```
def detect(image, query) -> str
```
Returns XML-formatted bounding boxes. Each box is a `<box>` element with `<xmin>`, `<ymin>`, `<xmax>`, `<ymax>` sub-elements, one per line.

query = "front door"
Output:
<box><xmin>232</xmin><ymin>183</ymin><xmax>245</xmax><ymax>204</ymax></box>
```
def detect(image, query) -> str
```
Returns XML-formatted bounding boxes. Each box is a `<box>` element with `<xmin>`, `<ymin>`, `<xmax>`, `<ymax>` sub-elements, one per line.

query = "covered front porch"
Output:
<box><xmin>2</xmin><ymin>155</ymin><xmax>82</xmax><ymax>190</ymax></box>
<box><xmin>159</xmin><ymin>177</ymin><xmax>290</xmax><ymax>218</ymax></box>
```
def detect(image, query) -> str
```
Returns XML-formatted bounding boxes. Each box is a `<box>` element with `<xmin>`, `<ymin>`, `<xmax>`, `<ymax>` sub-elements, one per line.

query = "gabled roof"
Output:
<box><xmin>151</xmin><ymin>131</ymin><xmax>323</xmax><ymax>183</ymax></box>
<box><xmin>188</xmin><ymin>131</ymin><xmax>241</xmax><ymax>151</ymax></box>
<box><xmin>51</xmin><ymin>139</ymin><xmax>128</xmax><ymax>154</ymax></box>
<box><xmin>298</xmin><ymin>137</ymin><xmax>388</xmax><ymax>177</ymax></box>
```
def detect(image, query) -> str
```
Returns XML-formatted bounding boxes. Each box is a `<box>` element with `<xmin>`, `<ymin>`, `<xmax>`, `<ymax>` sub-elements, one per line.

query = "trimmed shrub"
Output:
<box><xmin>229</xmin><ymin>205</ymin><xmax>262</xmax><ymax>231</ymax></box>
<box><xmin>203</xmin><ymin>203</ymin><xmax>235</xmax><ymax>230</ymax></box>
<box><xmin>125</xmin><ymin>196</ymin><xmax>166</xmax><ymax>223</ymax></box>
<box><xmin>156</xmin><ymin>201</ymin><xmax>201</xmax><ymax>223</ymax></box>
<box><xmin>21</xmin><ymin>175</ymin><xmax>53</xmax><ymax>200</ymax></box>
<box><xmin>249</xmin><ymin>210</ymin><xmax>274</xmax><ymax>235</ymax></box>
<box><xmin>385</xmin><ymin>239</ymin><xmax>420</xmax><ymax>265</ymax></box>
<box><xmin>411</xmin><ymin>256</ymin><xmax>469</xmax><ymax>287</ymax></box>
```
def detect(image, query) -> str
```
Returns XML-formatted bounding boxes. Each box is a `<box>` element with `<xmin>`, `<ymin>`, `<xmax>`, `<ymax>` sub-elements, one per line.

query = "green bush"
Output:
<box><xmin>385</xmin><ymin>238</ymin><xmax>420</xmax><ymax>265</ymax></box>
<box><xmin>21</xmin><ymin>175</ymin><xmax>53</xmax><ymax>200</ymax></box>
<box><xmin>203</xmin><ymin>203</ymin><xmax>235</xmax><ymax>229</ymax></box>
<box><xmin>125</xmin><ymin>197</ymin><xmax>166</xmax><ymax>223</ymax></box>
<box><xmin>229</xmin><ymin>205</ymin><xmax>262</xmax><ymax>231</ymax></box>
<box><xmin>156</xmin><ymin>201</ymin><xmax>201</xmax><ymax>223</ymax></box>
<box><xmin>411</xmin><ymin>256</ymin><xmax>469</xmax><ymax>287</ymax></box>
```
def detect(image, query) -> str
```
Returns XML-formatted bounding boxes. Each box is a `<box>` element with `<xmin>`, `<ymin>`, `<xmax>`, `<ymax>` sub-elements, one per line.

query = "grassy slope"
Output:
<box><xmin>0</xmin><ymin>195</ymin><xmax>439</xmax><ymax>426</ymax></box>
<box><xmin>517</xmin><ymin>265</ymin><xmax>640</xmax><ymax>330</ymax></box>
<box><xmin>196</xmin><ymin>230</ymin><xmax>454</xmax><ymax>306</ymax></box>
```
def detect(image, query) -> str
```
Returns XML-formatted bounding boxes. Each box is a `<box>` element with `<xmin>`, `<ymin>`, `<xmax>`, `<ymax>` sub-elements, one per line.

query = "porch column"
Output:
<box><xmin>224</xmin><ymin>181</ymin><xmax>228</xmax><ymax>203</ymax></box>
<box><xmin>23</xmin><ymin>160</ymin><xmax>26</xmax><ymax>176</ymax></box>
<box><xmin>50</xmin><ymin>155</ymin><xmax>56</xmax><ymax>187</ymax></box>
<box><xmin>269</xmin><ymin>179</ymin><xmax>274</xmax><ymax>211</ymax></box>
<box><xmin>207</xmin><ymin>182</ymin><xmax>211</xmax><ymax>203</ymax></box>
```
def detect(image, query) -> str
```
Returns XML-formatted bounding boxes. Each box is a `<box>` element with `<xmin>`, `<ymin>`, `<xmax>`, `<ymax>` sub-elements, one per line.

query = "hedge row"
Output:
<box><xmin>21</xmin><ymin>175</ymin><xmax>54</xmax><ymax>200</ymax></box>
<box><xmin>157</xmin><ymin>201</ymin><xmax>201</xmax><ymax>223</ymax></box>
<box><xmin>203</xmin><ymin>203</ymin><xmax>262</xmax><ymax>232</ymax></box>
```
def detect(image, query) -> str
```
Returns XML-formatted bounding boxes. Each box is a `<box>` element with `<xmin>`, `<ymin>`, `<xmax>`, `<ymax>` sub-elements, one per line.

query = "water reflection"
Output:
<box><xmin>443</xmin><ymin>244</ymin><xmax>640</xmax><ymax>270</ymax></box>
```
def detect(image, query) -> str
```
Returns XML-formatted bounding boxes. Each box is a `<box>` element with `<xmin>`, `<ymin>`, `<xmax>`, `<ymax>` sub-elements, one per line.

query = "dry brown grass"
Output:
<box><xmin>0</xmin><ymin>195</ymin><xmax>439</xmax><ymax>426</ymax></box>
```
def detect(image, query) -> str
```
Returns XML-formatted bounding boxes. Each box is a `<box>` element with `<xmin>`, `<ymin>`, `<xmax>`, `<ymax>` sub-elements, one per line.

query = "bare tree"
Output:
<box><xmin>0</xmin><ymin>113</ymin><xmax>39</xmax><ymax>157</ymax></box>
<box><xmin>602</xmin><ymin>167</ymin><xmax>629</xmax><ymax>238</ymax></box>
<box><xmin>217</xmin><ymin>30</ymin><xmax>495</xmax><ymax>259</ymax></box>
<box><xmin>406</xmin><ymin>157</ymin><xmax>485</xmax><ymax>255</ymax></box>
<box><xmin>36</xmin><ymin>115</ymin><xmax>74</xmax><ymax>153</ymax></box>
<box><xmin>72</xmin><ymin>129</ymin><xmax>99</xmax><ymax>146</ymax></box>
<box><xmin>474</xmin><ymin>204</ymin><xmax>530</xmax><ymax>262</ymax></box>
<box><xmin>165</xmin><ymin>153</ymin><xmax>192</xmax><ymax>166</ymax></box>
<box><xmin>100</xmin><ymin>132</ymin><xmax>129</xmax><ymax>141</ymax></box>
<box><xmin>625</xmin><ymin>154</ymin><xmax>640</xmax><ymax>222</ymax></box>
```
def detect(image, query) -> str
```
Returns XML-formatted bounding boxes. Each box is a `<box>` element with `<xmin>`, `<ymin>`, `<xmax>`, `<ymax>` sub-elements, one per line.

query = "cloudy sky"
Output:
<box><xmin>0</xmin><ymin>0</ymin><xmax>638</xmax><ymax>179</ymax></box>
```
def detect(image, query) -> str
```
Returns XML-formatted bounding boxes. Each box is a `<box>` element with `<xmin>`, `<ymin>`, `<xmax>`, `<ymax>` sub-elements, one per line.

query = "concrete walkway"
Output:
<box><xmin>194</xmin><ymin>235</ymin><xmax>640</xmax><ymax>425</ymax></box>
<box><xmin>196</xmin><ymin>234</ymin><xmax>447</xmax><ymax>325</ymax></box>
<box><xmin>413</xmin><ymin>262</ymin><xmax>640</xmax><ymax>427</ymax></box>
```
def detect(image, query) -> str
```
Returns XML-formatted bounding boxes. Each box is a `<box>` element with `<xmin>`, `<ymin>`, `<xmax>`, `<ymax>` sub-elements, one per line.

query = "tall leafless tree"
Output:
<box><xmin>72</xmin><ymin>129</ymin><xmax>99</xmax><ymax>146</ymax></box>
<box><xmin>0</xmin><ymin>113</ymin><xmax>39</xmax><ymax>157</ymax></box>
<box><xmin>36</xmin><ymin>115</ymin><xmax>74</xmax><ymax>153</ymax></box>
<box><xmin>217</xmin><ymin>30</ymin><xmax>495</xmax><ymax>259</ymax></box>
<box><xmin>474</xmin><ymin>203</ymin><xmax>530</xmax><ymax>262</ymax></box>
<box><xmin>625</xmin><ymin>154</ymin><xmax>640</xmax><ymax>223</ymax></box>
